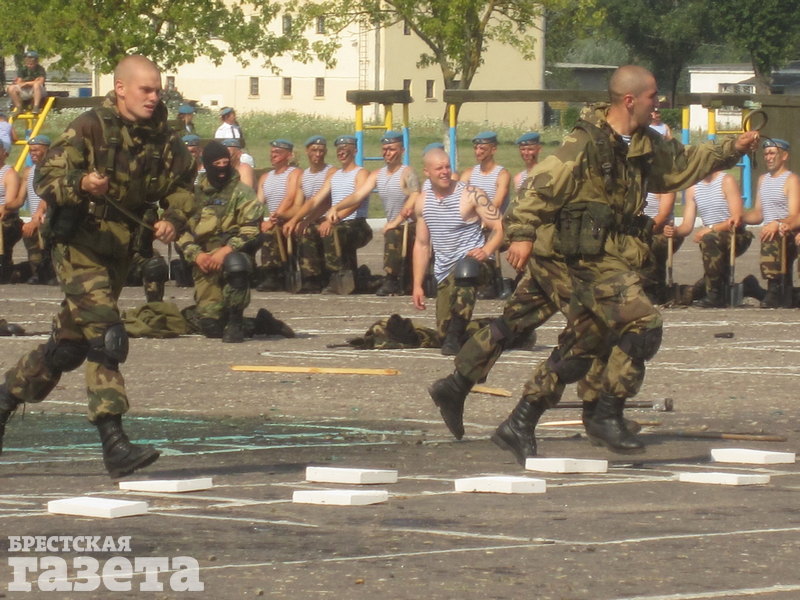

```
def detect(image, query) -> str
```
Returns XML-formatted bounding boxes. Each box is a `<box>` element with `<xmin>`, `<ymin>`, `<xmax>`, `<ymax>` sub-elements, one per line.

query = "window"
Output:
<box><xmin>315</xmin><ymin>78</ymin><xmax>325</xmax><ymax>98</ymax></box>
<box><xmin>316</xmin><ymin>16</ymin><xmax>326</xmax><ymax>34</ymax></box>
<box><xmin>282</xmin><ymin>77</ymin><xmax>292</xmax><ymax>97</ymax></box>
<box><xmin>403</xmin><ymin>20</ymin><xmax>411</xmax><ymax>35</ymax></box>
<box><xmin>425</xmin><ymin>79</ymin><xmax>435</xmax><ymax>99</ymax></box>
<box><xmin>165</xmin><ymin>76</ymin><xmax>176</xmax><ymax>91</ymax></box>
<box><xmin>282</xmin><ymin>14</ymin><xmax>292</xmax><ymax>34</ymax></box>
<box><xmin>249</xmin><ymin>77</ymin><xmax>259</xmax><ymax>97</ymax></box>
<box><xmin>403</xmin><ymin>79</ymin><xmax>412</xmax><ymax>92</ymax></box>
<box><xmin>719</xmin><ymin>82</ymin><xmax>755</xmax><ymax>94</ymax></box>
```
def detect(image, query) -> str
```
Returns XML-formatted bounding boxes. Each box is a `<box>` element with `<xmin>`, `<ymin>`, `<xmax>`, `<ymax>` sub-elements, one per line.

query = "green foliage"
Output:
<box><xmin>713</xmin><ymin>0</ymin><xmax>800</xmax><ymax>92</ymax></box>
<box><xmin>660</xmin><ymin>108</ymin><xmax>681</xmax><ymax>131</ymax></box>
<box><xmin>0</xmin><ymin>0</ymin><xmax>336</xmax><ymax>75</ymax></box>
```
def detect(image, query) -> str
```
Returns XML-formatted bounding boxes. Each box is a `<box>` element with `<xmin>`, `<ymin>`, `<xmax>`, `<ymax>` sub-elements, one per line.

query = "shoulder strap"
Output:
<box><xmin>95</xmin><ymin>107</ymin><xmax>121</xmax><ymax>178</ymax></box>
<box><xmin>574</xmin><ymin>119</ymin><xmax>615</xmax><ymax>196</ymax></box>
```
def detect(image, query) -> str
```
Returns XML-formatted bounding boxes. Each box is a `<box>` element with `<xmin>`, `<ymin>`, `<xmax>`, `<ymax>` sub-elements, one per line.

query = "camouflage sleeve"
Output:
<box><xmin>34</xmin><ymin>112</ymin><xmax>101</xmax><ymax>207</ymax></box>
<box><xmin>159</xmin><ymin>135</ymin><xmax>198</xmax><ymax>233</ymax></box>
<box><xmin>647</xmin><ymin>135</ymin><xmax>741</xmax><ymax>193</ymax></box>
<box><xmin>504</xmin><ymin>129</ymin><xmax>588</xmax><ymax>242</ymax></box>
<box><xmin>225</xmin><ymin>185</ymin><xmax>265</xmax><ymax>252</ymax></box>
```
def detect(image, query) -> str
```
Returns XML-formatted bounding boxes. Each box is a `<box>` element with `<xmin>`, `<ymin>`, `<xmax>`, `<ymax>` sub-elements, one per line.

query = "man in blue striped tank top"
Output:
<box><xmin>328</xmin><ymin>131</ymin><xmax>419</xmax><ymax>296</ymax></box>
<box><xmin>20</xmin><ymin>135</ymin><xmax>55</xmax><ymax>284</ymax></box>
<box><xmin>0</xmin><ymin>143</ymin><xmax>22</xmax><ymax>283</ymax></box>
<box><xmin>744</xmin><ymin>139</ymin><xmax>800</xmax><ymax>307</ymax></box>
<box><xmin>460</xmin><ymin>131</ymin><xmax>511</xmax><ymax>299</ymax></box>
<box><xmin>412</xmin><ymin>149</ymin><xmax>503</xmax><ymax>355</ymax></box>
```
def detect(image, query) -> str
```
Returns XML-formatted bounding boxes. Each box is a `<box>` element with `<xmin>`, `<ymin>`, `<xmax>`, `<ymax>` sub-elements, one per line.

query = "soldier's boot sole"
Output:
<box><xmin>428</xmin><ymin>376</ymin><xmax>469</xmax><ymax>440</ymax></box>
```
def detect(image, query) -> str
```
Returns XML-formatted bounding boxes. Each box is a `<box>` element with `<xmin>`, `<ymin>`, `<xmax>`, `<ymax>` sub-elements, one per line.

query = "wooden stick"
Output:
<box><xmin>671</xmin><ymin>431</ymin><xmax>786</xmax><ymax>442</ymax></box>
<box><xmin>231</xmin><ymin>365</ymin><xmax>399</xmax><ymax>376</ymax></box>
<box><xmin>471</xmin><ymin>385</ymin><xmax>512</xmax><ymax>397</ymax></box>
<box><xmin>539</xmin><ymin>419</ymin><xmax>661</xmax><ymax>428</ymax></box>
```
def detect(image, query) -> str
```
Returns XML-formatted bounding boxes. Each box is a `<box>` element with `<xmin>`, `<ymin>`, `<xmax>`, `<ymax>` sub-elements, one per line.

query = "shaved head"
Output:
<box><xmin>423</xmin><ymin>148</ymin><xmax>449</xmax><ymax>168</ymax></box>
<box><xmin>114</xmin><ymin>55</ymin><xmax>160</xmax><ymax>85</ymax></box>
<box><xmin>609</xmin><ymin>65</ymin><xmax>656</xmax><ymax>105</ymax></box>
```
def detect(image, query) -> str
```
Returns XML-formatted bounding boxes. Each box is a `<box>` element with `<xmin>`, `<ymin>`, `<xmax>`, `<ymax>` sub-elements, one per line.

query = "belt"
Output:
<box><xmin>614</xmin><ymin>214</ymin><xmax>653</xmax><ymax>238</ymax></box>
<box><xmin>86</xmin><ymin>201</ymin><xmax>133</xmax><ymax>223</ymax></box>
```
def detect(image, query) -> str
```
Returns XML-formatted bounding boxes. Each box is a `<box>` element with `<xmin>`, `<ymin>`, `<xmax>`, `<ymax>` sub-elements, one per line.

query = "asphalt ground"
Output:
<box><xmin>0</xmin><ymin>229</ymin><xmax>798</xmax><ymax>600</ymax></box>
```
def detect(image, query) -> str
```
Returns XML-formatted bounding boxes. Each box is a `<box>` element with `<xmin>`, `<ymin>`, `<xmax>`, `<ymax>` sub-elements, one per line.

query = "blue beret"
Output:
<box><xmin>423</xmin><ymin>142</ymin><xmax>444</xmax><ymax>155</ymax></box>
<box><xmin>182</xmin><ymin>134</ymin><xmax>201</xmax><ymax>146</ymax></box>
<box><xmin>380</xmin><ymin>130</ymin><xmax>403</xmax><ymax>145</ymax></box>
<box><xmin>305</xmin><ymin>135</ymin><xmax>327</xmax><ymax>147</ymax></box>
<box><xmin>516</xmin><ymin>132</ymin><xmax>541</xmax><ymax>145</ymax></box>
<box><xmin>221</xmin><ymin>138</ymin><xmax>241</xmax><ymax>148</ymax></box>
<box><xmin>219</xmin><ymin>107</ymin><xmax>234</xmax><ymax>117</ymax></box>
<box><xmin>763</xmin><ymin>138</ymin><xmax>790</xmax><ymax>151</ymax></box>
<box><xmin>472</xmin><ymin>131</ymin><xmax>498</xmax><ymax>145</ymax></box>
<box><xmin>28</xmin><ymin>134</ymin><xmax>51</xmax><ymax>146</ymax></box>
<box><xmin>334</xmin><ymin>135</ymin><xmax>357</xmax><ymax>147</ymax></box>
<box><xmin>271</xmin><ymin>139</ymin><xmax>294</xmax><ymax>151</ymax></box>
<box><xmin>178</xmin><ymin>104</ymin><xmax>195</xmax><ymax>115</ymax></box>
<box><xmin>24</xmin><ymin>50</ymin><xmax>38</xmax><ymax>59</ymax></box>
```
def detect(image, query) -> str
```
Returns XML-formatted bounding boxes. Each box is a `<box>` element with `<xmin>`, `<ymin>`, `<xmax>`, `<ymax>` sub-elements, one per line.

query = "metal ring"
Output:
<box><xmin>742</xmin><ymin>109</ymin><xmax>768</xmax><ymax>132</ymax></box>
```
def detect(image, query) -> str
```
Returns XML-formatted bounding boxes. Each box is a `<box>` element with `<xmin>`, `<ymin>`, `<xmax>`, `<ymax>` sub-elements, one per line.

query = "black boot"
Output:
<box><xmin>428</xmin><ymin>371</ymin><xmax>472</xmax><ymax>439</ymax></box>
<box><xmin>253</xmin><ymin>308</ymin><xmax>295</xmax><ymax>338</ymax></box>
<box><xmin>742</xmin><ymin>274</ymin><xmax>766</xmax><ymax>301</ymax></box>
<box><xmin>491</xmin><ymin>398</ymin><xmax>545</xmax><ymax>466</ymax></box>
<box><xmin>760</xmin><ymin>278</ymin><xmax>783</xmax><ymax>308</ymax></box>
<box><xmin>375</xmin><ymin>275</ymin><xmax>401</xmax><ymax>297</ymax></box>
<box><xmin>222</xmin><ymin>307</ymin><xmax>245</xmax><ymax>343</ymax></box>
<box><xmin>581</xmin><ymin>401</ymin><xmax>641</xmax><ymax>434</ymax></box>
<box><xmin>440</xmin><ymin>316</ymin><xmax>467</xmax><ymax>356</ymax></box>
<box><xmin>584</xmin><ymin>393</ymin><xmax>645</xmax><ymax>453</ymax></box>
<box><xmin>199</xmin><ymin>317</ymin><xmax>224</xmax><ymax>339</ymax></box>
<box><xmin>694</xmin><ymin>283</ymin><xmax>725</xmax><ymax>308</ymax></box>
<box><xmin>0</xmin><ymin>385</ymin><xmax>21</xmax><ymax>455</ymax></box>
<box><xmin>95</xmin><ymin>414</ymin><xmax>160</xmax><ymax>478</ymax></box>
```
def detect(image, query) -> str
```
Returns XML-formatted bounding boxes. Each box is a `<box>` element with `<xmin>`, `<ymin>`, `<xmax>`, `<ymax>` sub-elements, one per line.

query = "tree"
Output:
<box><xmin>597</xmin><ymin>0</ymin><xmax>719</xmax><ymax>103</ymax></box>
<box><xmin>713</xmin><ymin>0</ymin><xmax>800</xmax><ymax>93</ymax></box>
<box><xmin>0</xmin><ymin>0</ymin><xmax>337</xmax><ymax>75</ymax></box>
<box><xmin>300</xmin><ymin>0</ymin><xmax>544</xmax><ymax>92</ymax></box>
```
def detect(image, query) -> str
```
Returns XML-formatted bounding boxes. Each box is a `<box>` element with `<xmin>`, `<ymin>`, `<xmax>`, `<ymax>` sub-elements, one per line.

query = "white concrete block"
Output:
<box><xmin>710</xmin><ymin>448</ymin><xmax>796</xmax><ymax>465</ymax></box>
<box><xmin>118</xmin><ymin>477</ymin><xmax>213</xmax><ymax>493</ymax></box>
<box><xmin>292</xmin><ymin>489</ymin><xmax>389</xmax><ymax>506</ymax></box>
<box><xmin>305</xmin><ymin>466</ymin><xmax>398</xmax><ymax>485</ymax></box>
<box><xmin>47</xmin><ymin>497</ymin><xmax>148</xmax><ymax>519</ymax></box>
<box><xmin>455</xmin><ymin>476</ymin><xmax>546</xmax><ymax>494</ymax></box>
<box><xmin>524</xmin><ymin>458</ymin><xmax>608</xmax><ymax>473</ymax></box>
<box><xmin>678</xmin><ymin>472</ymin><xmax>771</xmax><ymax>486</ymax></box>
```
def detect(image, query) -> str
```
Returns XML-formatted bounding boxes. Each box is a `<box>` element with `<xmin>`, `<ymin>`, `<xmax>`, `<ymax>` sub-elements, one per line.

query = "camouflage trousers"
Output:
<box><xmin>699</xmin><ymin>229</ymin><xmax>753</xmax><ymax>293</ymax></box>
<box><xmin>760</xmin><ymin>235</ymin><xmax>798</xmax><ymax>281</ymax></box>
<box><xmin>640</xmin><ymin>234</ymin><xmax>684</xmax><ymax>299</ymax></box>
<box><xmin>23</xmin><ymin>232</ymin><xmax>45</xmax><ymax>267</ymax></box>
<box><xmin>192</xmin><ymin>261</ymin><xmax>251</xmax><ymax>321</ymax></box>
<box><xmin>259</xmin><ymin>227</ymin><xmax>288</xmax><ymax>274</ymax></box>
<box><xmin>383</xmin><ymin>222</ymin><xmax>415</xmax><ymax>277</ymax></box>
<box><xmin>434</xmin><ymin>261</ymin><xmax>491</xmax><ymax>340</ymax></box>
<box><xmin>296</xmin><ymin>221</ymin><xmax>326</xmax><ymax>279</ymax></box>
<box><xmin>4</xmin><ymin>236</ymin><xmax>133</xmax><ymax>422</ymax></box>
<box><xmin>521</xmin><ymin>254</ymin><xmax>662</xmax><ymax>407</ymax></box>
<box><xmin>322</xmin><ymin>218</ymin><xmax>373</xmax><ymax>273</ymax></box>
<box><xmin>130</xmin><ymin>249</ymin><xmax>166</xmax><ymax>303</ymax></box>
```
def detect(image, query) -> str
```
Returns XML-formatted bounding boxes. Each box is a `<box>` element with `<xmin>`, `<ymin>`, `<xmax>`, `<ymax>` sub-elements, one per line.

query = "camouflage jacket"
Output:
<box><xmin>506</xmin><ymin>103</ymin><xmax>742</xmax><ymax>261</ymax></box>
<box><xmin>35</xmin><ymin>92</ymin><xmax>196</xmax><ymax>235</ymax></box>
<box><xmin>178</xmin><ymin>173</ymin><xmax>264</xmax><ymax>263</ymax></box>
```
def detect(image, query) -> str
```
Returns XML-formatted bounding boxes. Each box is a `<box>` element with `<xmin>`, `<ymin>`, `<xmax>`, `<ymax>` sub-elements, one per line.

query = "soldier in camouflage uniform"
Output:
<box><xmin>491</xmin><ymin>65</ymin><xmax>760</xmax><ymax>463</ymax></box>
<box><xmin>178</xmin><ymin>141</ymin><xmax>294</xmax><ymax>342</ymax></box>
<box><xmin>744</xmin><ymin>139</ymin><xmax>800</xmax><ymax>307</ymax></box>
<box><xmin>0</xmin><ymin>55</ymin><xmax>196</xmax><ymax>478</ymax></box>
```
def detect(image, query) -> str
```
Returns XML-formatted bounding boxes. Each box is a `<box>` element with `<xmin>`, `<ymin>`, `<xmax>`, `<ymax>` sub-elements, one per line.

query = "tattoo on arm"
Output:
<box><xmin>466</xmin><ymin>185</ymin><xmax>500</xmax><ymax>221</ymax></box>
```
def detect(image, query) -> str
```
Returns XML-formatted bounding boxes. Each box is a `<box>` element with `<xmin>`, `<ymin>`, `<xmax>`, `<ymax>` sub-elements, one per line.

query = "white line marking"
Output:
<box><xmin>147</xmin><ymin>511</ymin><xmax>317</xmax><ymax>528</ymax></box>
<box><xmin>610</xmin><ymin>584</ymin><xmax>800</xmax><ymax>600</ymax></box>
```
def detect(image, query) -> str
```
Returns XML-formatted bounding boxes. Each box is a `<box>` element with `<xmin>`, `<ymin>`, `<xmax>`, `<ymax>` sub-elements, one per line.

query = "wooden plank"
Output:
<box><xmin>346</xmin><ymin>89</ymin><xmax>413</xmax><ymax>106</ymax></box>
<box><xmin>470</xmin><ymin>385</ymin><xmax>512</xmax><ymax>397</ymax></box>
<box><xmin>231</xmin><ymin>365</ymin><xmax>399</xmax><ymax>376</ymax></box>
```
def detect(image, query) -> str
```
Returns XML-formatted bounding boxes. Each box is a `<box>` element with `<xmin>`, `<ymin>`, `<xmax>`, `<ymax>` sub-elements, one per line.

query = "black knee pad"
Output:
<box><xmin>618</xmin><ymin>327</ymin><xmax>663</xmax><ymax>361</ymax></box>
<box><xmin>489</xmin><ymin>317</ymin><xmax>513</xmax><ymax>344</ymax></box>
<box><xmin>87</xmin><ymin>323</ymin><xmax>129</xmax><ymax>370</ymax></box>
<box><xmin>223</xmin><ymin>252</ymin><xmax>253</xmax><ymax>290</ymax></box>
<box><xmin>43</xmin><ymin>336</ymin><xmax>89</xmax><ymax>373</ymax></box>
<box><xmin>546</xmin><ymin>346</ymin><xmax>592</xmax><ymax>384</ymax></box>
<box><xmin>454</xmin><ymin>256</ymin><xmax>481</xmax><ymax>287</ymax></box>
<box><xmin>142</xmin><ymin>256</ymin><xmax>169</xmax><ymax>284</ymax></box>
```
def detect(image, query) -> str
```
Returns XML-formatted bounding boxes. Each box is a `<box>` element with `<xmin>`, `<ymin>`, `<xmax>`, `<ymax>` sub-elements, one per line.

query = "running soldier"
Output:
<box><xmin>0</xmin><ymin>55</ymin><xmax>196</xmax><ymax>477</ymax></box>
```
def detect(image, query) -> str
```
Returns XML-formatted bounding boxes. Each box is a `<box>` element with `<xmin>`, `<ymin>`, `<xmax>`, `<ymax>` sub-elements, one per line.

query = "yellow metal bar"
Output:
<box><xmin>384</xmin><ymin>104</ymin><xmax>393</xmax><ymax>131</ymax></box>
<box><xmin>681</xmin><ymin>107</ymin><xmax>690</xmax><ymax>130</ymax></box>
<box><xmin>448</xmin><ymin>103</ymin><xmax>457</xmax><ymax>128</ymax></box>
<box><xmin>13</xmin><ymin>96</ymin><xmax>56</xmax><ymax>172</ymax></box>
<box><xmin>355</xmin><ymin>105</ymin><xmax>364</xmax><ymax>132</ymax></box>
<box><xmin>707</xmin><ymin>108</ymin><xmax>717</xmax><ymax>137</ymax></box>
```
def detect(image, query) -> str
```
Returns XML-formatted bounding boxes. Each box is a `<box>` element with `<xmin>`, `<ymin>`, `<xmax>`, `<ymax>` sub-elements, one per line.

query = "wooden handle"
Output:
<box><xmin>401</xmin><ymin>221</ymin><xmax>409</xmax><ymax>258</ymax></box>
<box><xmin>275</xmin><ymin>227</ymin><xmax>287</xmax><ymax>262</ymax></box>
<box><xmin>333</xmin><ymin>226</ymin><xmax>342</xmax><ymax>257</ymax></box>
